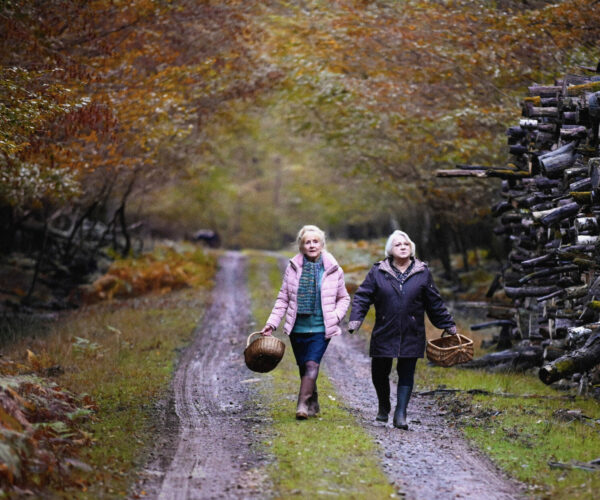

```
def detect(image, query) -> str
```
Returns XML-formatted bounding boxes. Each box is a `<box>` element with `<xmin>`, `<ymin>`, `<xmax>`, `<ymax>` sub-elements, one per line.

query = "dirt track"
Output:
<box><xmin>138</xmin><ymin>251</ymin><xmax>525</xmax><ymax>499</ymax></box>
<box><xmin>326</xmin><ymin>333</ymin><xmax>526</xmax><ymax>499</ymax></box>
<box><xmin>137</xmin><ymin>252</ymin><xmax>271</xmax><ymax>499</ymax></box>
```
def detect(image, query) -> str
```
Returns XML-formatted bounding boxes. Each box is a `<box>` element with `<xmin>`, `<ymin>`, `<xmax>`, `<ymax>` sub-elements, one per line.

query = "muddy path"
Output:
<box><xmin>138</xmin><ymin>251</ymin><xmax>525</xmax><ymax>499</ymax></box>
<box><xmin>137</xmin><ymin>252</ymin><xmax>271</xmax><ymax>499</ymax></box>
<box><xmin>326</xmin><ymin>333</ymin><xmax>526</xmax><ymax>499</ymax></box>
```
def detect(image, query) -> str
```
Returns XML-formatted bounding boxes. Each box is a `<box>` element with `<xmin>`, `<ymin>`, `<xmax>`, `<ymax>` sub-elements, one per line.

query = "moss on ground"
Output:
<box><xmin>417</xmin><ymin>317</ymin><xmax>600</xmax><ymax>500</ymax></box>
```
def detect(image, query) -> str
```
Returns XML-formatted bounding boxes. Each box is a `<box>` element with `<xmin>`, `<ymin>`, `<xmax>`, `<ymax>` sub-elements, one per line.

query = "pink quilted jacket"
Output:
<box><xmin>266</xmin><ymin>251</ymin><xmax>350</xmax><ymax>338</ymax></box>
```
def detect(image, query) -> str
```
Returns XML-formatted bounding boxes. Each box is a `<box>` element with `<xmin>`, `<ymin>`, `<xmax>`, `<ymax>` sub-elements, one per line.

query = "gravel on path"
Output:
<box><xmin>326</xmin><ymin>332</ymin><xmax>527</xmax><ymax>500</ymax></box>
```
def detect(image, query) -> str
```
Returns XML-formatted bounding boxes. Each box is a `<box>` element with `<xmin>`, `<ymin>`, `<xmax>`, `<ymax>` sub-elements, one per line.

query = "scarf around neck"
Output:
<box><xmin>297</xmin><ymin>255</ymin><xmax>323</xmax><ymax>314</ymax></box>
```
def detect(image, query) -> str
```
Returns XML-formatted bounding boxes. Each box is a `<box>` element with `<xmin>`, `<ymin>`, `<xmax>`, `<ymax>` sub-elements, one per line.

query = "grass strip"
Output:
<box><xmin>418</xmin><ymin>318</ymin><xmax>600</xmax><ymax>500</ymax></box>
<box><xmin>245</xmin><ymin>251</ymin><xmax>396</xmax><ymax>499</ymax></box>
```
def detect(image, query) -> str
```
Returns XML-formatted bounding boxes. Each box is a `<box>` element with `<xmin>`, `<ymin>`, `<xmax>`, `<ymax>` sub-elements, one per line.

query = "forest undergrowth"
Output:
<box><xmin>0</xmin><ymin>244</ymin><xmax>216</xmax><ymax>498</ymax></box>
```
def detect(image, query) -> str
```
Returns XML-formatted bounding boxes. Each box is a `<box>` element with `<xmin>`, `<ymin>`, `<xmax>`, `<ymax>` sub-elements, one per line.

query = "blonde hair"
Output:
<box><xmin>296</xmin><ymin>225</ymin><xmax>326</xmax><ymax>251</ymax></box>
<box><xmin>385</xmin><ymin>230</ymin><xmax>416</xmax><ymax>258</ymax></box>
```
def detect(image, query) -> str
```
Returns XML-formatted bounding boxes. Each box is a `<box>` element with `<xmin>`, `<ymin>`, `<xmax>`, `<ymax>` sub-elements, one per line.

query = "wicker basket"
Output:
<box><xmin>426</xmin><ymin>331</ymin><xmax>474</xmax><ymax>367</ymax></box>
<box><xmin>244</xmin><ymin>332</ymin><xmax>286</xmax><ymax>373</ymax></box>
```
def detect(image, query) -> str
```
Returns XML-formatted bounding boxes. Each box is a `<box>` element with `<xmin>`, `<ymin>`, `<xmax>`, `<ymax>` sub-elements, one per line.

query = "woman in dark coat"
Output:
<box><xmin>348</xmin><ymin>230</ymin><xmax>457</xmax><ymax>429</ymax></box>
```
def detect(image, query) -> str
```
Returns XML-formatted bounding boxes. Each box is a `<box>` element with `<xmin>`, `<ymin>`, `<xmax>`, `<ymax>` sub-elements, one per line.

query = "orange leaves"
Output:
<box><xmin>2</xmin><ymin>0</ymin><xmax>271</xmax><ymax>220</ymax></box>
<box><xmin>26</xmin><ymin>350</ymin><xmax>42</xmax><ymax>372</ymax></box>
<box><xmin>82</xmin><ymin>245</ymin><xmax>216</xmax><ymax>303</ymax></box>
<box><xmin>0</xmin><ymin>392</ymin><xmax>31</xmax><ymax>432</ymax></box>
<box><xmin>0</xmin><ymin>362</ymin><xmax>96</xmax><ymax>493</ymax></box>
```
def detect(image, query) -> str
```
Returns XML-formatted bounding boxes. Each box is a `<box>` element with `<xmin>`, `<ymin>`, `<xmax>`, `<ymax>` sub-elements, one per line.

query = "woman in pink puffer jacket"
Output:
<box><xmin>261</xmin><ymin>225</ymin><xmax>350</xmax><ymax>419</ymax></box>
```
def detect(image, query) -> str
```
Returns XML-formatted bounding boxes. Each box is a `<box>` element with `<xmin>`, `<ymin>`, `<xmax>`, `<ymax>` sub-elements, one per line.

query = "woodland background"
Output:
<box><xmin>2</xmin><ymin>2</ymin><xmax>600</xmax><ymax>497</ymax></box>
<box><xmin>1</xmin><ymin>0</ymin><xmax>600</xmax><ymax>306</ymax></box>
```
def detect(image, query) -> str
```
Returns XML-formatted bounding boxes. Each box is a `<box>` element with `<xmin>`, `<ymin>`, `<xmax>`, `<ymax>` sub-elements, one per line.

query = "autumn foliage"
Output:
<box><xmin>1</xmin><ymin>0</ymin><xmax>270</xmax><ymax>211</ymax></box>
<box><xmin>0</xmin><ymin>355</ymin><xmax>96</xmax><ymax>494</ymax></box>
<box><xmin>2</xmin><ymin>0</ymin><xmax>599</xmax><ymax>264</ymax></box>
<box><xmin>1</xmin><ymin>0</ymin><xmax>271</xmax><ymax>304</ymax></box>
<box><xmin>81</xmin><ymin>245</ymin><xmax>217</xmax><ymax>303</ymax></box>
<box><xmin>139</xmin><ymin>0</ymin><xmax>600</xmax><ymax>252</ymax></box>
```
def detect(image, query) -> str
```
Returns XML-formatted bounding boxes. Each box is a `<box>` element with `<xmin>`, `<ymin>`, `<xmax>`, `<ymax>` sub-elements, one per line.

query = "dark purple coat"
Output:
<box><xmin>348</xmin><ymin>258</ymin><xmax>456</xmax><ymax>358</ymax></box>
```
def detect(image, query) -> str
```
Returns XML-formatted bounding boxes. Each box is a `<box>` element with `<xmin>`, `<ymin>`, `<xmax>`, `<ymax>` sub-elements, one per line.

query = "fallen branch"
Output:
<box><xmin>415</xmin><ymin>388</ymin><xmax>576</xmax><ymax>400</ymax></box>
<box><xmin>460</xmin><ymin>344</ymin><xmax>544</xmax><ymax>371</ymax></box>
<box><xmin>548</xmin><ymin>459</ymin><xmax>600</xmax><ymax>472</ymax></box>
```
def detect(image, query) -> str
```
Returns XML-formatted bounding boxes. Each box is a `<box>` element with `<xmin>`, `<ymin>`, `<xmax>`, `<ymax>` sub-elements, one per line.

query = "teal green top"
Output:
<box><xmin>292</xmin><ymin>263</ymin><xmax>325</xmax><ymax>333</ymax></box>
<box><xmin>293</xmin><ymin>311</ymin><xmax>325</xmax><ymax>333</ymax></box>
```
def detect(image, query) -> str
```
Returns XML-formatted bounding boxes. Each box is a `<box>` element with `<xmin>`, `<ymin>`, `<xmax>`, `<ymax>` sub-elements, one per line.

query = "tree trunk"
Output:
<box><xmin>23</xmin><ymin>214</ymin><xmax>48</xmax><ymax>304</ymax></box>
<box><xmin>528</xmin><ymin>85</ymin><xmax>561</xmax><ymax>97</ymax></box>
<box><xmin>525</xmin><ymin>106</ymin><xmax>559</xmax><ymax>118</ymax></box>
<box><xmin>521</xmin><ymin>253</ymin><xmax>555</xmax><ymax>267</ymax></box>
<box><xmin>544</xmin><ymin>345</ymin><xmax>567</xmax><ymax>361</ymax></box>
<box><xmin>561</xmin><ymin>125</ymin><xmax>587</xmax><ymax>139</ymax></box>
<box><xmin>462</xmin><ymin>344</ymin><xmax>544</xmax><ymax>371</ymax></box>
<box><xmin>540</xmin><ymin>153</ymin><xmax>577</xmax><ymax>178</ymax></box>
<box><xmin>504</xmin><ymin>285</ymin><xmax>560</xmax><ymax>298</ymax></box>
<box><xmin>538</xmin><ymin>202</ymin><xmax>580</xmax><ymax>226</ymax></box>
<box><xmin>539</xmin><ymin>332</ymin><xmax>600</xmax><ymax>384</ymax></box>
<box><xmin>432</xmin><ymin>219</ymin><xmax>453</xmax><ymax>280</ymax></box>
<box><xmin>518</xmin><ymin>264</ymin><xmax>579</xmax><ymax>284</ymax></box>
<box><xmin>569</xmin><ymin>177</ymin><xmax>592</xmax><ymax>192</ymax></box>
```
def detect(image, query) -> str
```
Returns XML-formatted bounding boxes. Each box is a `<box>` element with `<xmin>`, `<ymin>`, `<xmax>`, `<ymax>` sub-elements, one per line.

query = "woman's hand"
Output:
<box><xmin>261</xmin><ymin>325</ymin><xmax>274</xmax><ymax>336</ymax></box>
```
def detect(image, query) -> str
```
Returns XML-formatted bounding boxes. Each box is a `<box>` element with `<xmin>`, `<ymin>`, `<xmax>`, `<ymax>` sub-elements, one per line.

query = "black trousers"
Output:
<box><xmin>371</xmin><ymin>356</ymin><xmax>417</xmax><ymax>409</ymax></box>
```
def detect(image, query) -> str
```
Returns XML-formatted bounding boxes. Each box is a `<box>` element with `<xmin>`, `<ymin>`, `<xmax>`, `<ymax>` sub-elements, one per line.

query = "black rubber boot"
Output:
<box><xmin>374</xmin><ymin>379</ymin><xmax>391</xmax><ymax>422</ymax></box>
<box><xmin>393</xmin><ymin>385</ymin><xmax>412</xmax><ymax>430</ymax></box>
<box><xmin>376</xmin><ymin>398</ymin><xmax>391</xmax><ymax>422</ymax></box>
<box><xmin>372</xmin><ymin>359</ymin><xmax>392</xmax><ymax>422</ymax></box>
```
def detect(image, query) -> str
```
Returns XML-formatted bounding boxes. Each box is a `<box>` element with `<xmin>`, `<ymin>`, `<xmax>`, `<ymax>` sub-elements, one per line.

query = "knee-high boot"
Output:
<box><xmin>296</xmin><ymin>376</ymin><xmax>315</xmax><ymax>419</ymax></box>
<box><xmin>372</xmin><ymin>358</ymin><xmax>392</xmax><ymax>422</ymax></box>
<box><xmin>374</xmin><ymin>380</ymin><xmax>391</xmax><ymax>422</ymax></box>
<box><xmin>297</xmin><ymin>361</ymin><xmax>319</xmax><ymax>420</ymax></box>
<box><xmin>307</xmin><ymin>382</ymin><xmax>320</xmax><ymax>417</ymax></box>
<box><xmin>393</xmin><ymin>385</ymin><xmax>412</xmax><ymax>430</ymax></box>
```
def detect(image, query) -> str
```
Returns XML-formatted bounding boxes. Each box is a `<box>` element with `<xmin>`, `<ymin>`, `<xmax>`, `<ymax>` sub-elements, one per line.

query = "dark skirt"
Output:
<box><xmin>290</xmin><ymin>331</ymin><xmax>330</xmax><ymax>365</ymax></box>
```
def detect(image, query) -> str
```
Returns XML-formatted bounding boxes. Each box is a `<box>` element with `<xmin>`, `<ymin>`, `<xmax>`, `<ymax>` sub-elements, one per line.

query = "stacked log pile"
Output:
<box><xmin>436</xmin><ymin>62</ymin><xmax>600</xmax><ymax>393</ymax></box>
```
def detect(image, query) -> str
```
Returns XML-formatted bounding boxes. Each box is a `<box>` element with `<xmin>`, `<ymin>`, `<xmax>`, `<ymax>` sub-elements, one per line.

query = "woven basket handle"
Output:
<box><xmin>442</xmin><ymin>329</ymin><xmax>462</xmax><ymax>345</ymax></box>
<box><xmin>246</xmin><ymin>331</ymin><xmax>264</xmax><ymax>348</ymax></box>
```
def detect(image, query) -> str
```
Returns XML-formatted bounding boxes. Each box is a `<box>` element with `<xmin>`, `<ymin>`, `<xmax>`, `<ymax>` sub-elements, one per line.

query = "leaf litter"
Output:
<box><xmin>0</xmin><ymin>353</ymin><xmax>96</xmax><ymax>495</ymax></box>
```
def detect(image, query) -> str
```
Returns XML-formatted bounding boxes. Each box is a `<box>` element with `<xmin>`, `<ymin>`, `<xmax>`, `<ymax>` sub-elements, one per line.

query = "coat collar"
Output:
<box><xmin>290</xmin><ymin>251</ymin><xmax>339</xmax><ymax>274</ymax></box>
<box><xmin>378</xmin><ymin>257</ymin><xmax>426</xmax><ymax>281</ymax></box>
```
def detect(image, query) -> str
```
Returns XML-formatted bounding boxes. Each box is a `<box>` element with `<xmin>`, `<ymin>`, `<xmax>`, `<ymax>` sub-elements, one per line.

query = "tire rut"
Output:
<box><xmin>139</xmin><ymin>251</ymin><xmax>271</xmax><ymax>499</ymax></box>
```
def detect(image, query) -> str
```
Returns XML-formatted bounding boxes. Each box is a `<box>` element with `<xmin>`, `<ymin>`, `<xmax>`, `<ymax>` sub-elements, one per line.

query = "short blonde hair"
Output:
<box><xmin>296</xmin><ymin>225</ymin><xmax>326</xmax><ymax>251</ymax></box>
<box><xmin>385</xmin><ymin>230</ymin><xmax>416</xmax><ymax>258</ymax></box>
